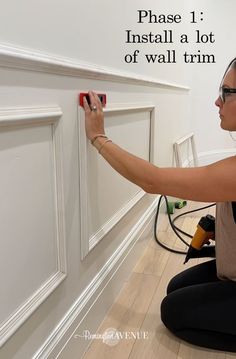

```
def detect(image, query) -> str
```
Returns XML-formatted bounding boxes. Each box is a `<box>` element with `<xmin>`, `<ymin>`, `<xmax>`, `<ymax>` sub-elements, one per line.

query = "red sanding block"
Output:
<box><xmin>79</xmin><ymin>93</ymin><xmax>107</xmax><ymax>108</ymax></box>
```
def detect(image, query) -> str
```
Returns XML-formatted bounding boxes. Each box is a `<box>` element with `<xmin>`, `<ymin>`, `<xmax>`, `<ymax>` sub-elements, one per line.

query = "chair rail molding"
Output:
<box><xmin>0</xmin><ymin>42</ymin><xmax>190</xmax><ymax>90</ymax></box>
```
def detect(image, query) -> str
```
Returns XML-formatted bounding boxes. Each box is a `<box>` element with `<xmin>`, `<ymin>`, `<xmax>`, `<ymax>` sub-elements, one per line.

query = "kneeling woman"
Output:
<box><xmin>83</xmin><ymin>57</ymin><xmax>236</xmax><ymax>352</ymax></box>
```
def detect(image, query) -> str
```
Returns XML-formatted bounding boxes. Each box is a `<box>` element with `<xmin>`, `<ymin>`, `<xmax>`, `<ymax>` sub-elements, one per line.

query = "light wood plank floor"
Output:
<box><xmin>82</xmin><ymin>201</ymin><xmax>236</xmax><ymax>359</ymax></box>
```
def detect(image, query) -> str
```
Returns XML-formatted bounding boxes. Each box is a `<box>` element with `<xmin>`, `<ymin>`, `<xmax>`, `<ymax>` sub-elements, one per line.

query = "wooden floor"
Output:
<box><xmin>82</xmin><ymin>201</ymin><xmax>236</xmax><ymax>359</ymax></box>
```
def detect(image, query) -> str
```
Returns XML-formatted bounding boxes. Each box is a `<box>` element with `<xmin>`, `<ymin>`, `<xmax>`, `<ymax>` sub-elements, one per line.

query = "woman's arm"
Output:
<box><xmin>94</xmin><ymin>137</ymin><xmax>236</xmax><ymax>202</ymax></box>
<box><xmin>83</xmin><ymin>91</ymin><xmax>236</xmax><ymax>203</ymax></box>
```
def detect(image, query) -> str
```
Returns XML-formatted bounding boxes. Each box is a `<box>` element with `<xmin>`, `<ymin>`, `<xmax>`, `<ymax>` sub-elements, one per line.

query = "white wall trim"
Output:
<box><xmin>32</xmin><ymin>195</ymin><xmax>159</xmax><ymax>359</ymax></box>
<box><xmin>0</xmin><ymin>106</ymin><xmax>63</xmax><ymax>127</ymax></box>
<box><xmin>0</xmin><ymin>106</ymin><xmax>67</xmax><ymax>347</ymax></box>
<box><xmin>0</xmin><ymin>42</ymin><xmax>190</xmax><ymax>90</ymax></box>
<box><xmin>89</xmin><ymin>190</ymin><xmax>145</xmax><ymax>251</ymax></box>
<box><xmin>103</xmin><ymin>105</ymin><xmax>156</xmax><ymax>114</ymax></box>
<box><xmin>78</xmin><ymin>104</ymin><xmax>156</xmax><ymax>259</ymax></box>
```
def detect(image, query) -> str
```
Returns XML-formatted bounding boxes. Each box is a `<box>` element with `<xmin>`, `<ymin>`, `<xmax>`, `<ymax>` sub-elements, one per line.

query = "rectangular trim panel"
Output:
<box><xmin>0</xmin><ymin>106</ymin><xmax>67</xmax><ymax>347</ymax></box>
<box><xmin>78</xmin><ymin>104</ymin><xmax>156</xmax><ymax>259</ymax></box>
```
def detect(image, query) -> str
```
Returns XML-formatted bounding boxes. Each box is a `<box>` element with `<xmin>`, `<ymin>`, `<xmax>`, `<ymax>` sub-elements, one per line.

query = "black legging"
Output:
<box><xmin>160</xmin><ymin>259</ymin><xmax>236</xmax><ymax>352</ymax></box>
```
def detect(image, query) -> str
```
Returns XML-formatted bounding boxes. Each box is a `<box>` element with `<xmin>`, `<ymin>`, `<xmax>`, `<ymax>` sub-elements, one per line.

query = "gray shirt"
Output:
<box><xmin>215</xmin><ymin>202</ymin><xmax>236</xmax><ymax>280</ymax></box>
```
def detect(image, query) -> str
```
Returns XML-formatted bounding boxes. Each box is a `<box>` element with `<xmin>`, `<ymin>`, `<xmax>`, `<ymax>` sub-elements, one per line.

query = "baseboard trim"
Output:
<box><xmin>33</xmin><ymin>195</ymin><xmax>160</xmax><ymax>359</ymax></box>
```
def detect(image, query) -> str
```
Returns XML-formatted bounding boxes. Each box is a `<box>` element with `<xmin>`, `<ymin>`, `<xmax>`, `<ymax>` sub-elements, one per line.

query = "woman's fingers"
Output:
<box><xmin>83</xmin><ymin>91</ymin><xmax>103</xmax><ymax>113</ymax></box>
<box><xmin>94</xmin><ymin>92</ymin><xmax>103</xmax><ymax>110</ymax></box>
<box><xmin>89</xmin><ymin>91</ymin><xmax>103</xmax><ymax>110</ymax></box>
<box><xmin>83</xmin><ymin>96</ymin><xmax>91</xmax><ymax>113</ymax></box>
<box><xmin>83</xmin><ymin>91</ymin><xmax>103</xmax><ymax>111</ymax></box>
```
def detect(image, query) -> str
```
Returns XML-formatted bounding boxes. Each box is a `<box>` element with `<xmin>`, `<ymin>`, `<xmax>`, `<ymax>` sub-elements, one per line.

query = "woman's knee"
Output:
<box><xmin>166</xmin><ymin>274</ymin><xmax>180</xmax><ymax>294</ymax></box>
<box><xmin>166</xmin><ymin>270</ymin><xmax>189</xmax><ymax>294</ymax></box>
<box><xmin>161</xmin><ymin>285</ymin><xmax>200</xmax><ymax>331</ymax></box>
<box><xmin>166</xmin><ymin>266</ymin><xmax>196</xmax><ymax>294</ymax></box>
<box><xmin>166</xmin><ymin>260</ymin><xmax>217</xmax><ymax>294</ymax></box>
<box><xmin>160</xmin><ymin>292</ymin><xmax>180</xmax><ymax>331</ymax></box>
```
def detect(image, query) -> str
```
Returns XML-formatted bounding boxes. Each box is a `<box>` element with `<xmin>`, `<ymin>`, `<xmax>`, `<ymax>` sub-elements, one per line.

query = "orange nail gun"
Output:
<box><xmin>184</xmin><ymin>214</ymin><xmax>215</xmax><ymax>264</ymax></box>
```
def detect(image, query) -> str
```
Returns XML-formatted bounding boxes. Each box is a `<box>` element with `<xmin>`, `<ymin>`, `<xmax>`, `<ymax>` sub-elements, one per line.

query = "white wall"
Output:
<box><xmin>0</xmin><ymin>0</ymin><xmax>192</xmax><ymax>85</ymax></box>
<box><xmin>0</xmin><ymin>1</ymin><xmax>234</xmax><ymax>358</ymax></box>
<box><xmin>188</xmin><ymin>0</ymin><xmax>236</xmax><ymax>154</ymax></box>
